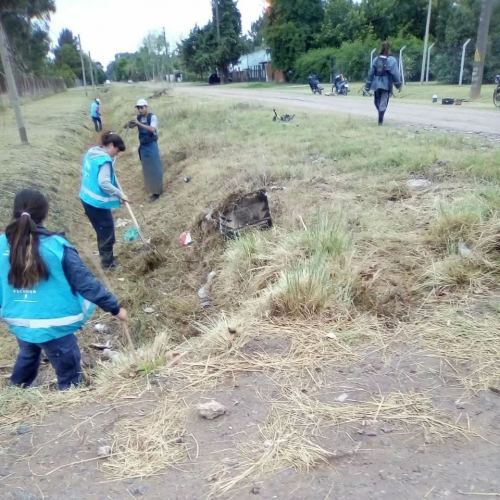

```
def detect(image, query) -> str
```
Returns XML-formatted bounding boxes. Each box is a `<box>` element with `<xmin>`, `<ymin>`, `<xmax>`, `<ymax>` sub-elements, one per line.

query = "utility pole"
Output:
<box><xmin>470</xmin><ymin>0</ymin><xmax>495</xmax><ymax>100</ymax></box>
<box><xmin>420</xmin><ymin>0</ymin><xmax>432</xmax><ymax>85</ymax></box>
<box><xmin>0</xmin><ymin>17</ymin><xmax>28</xmax><ymax>144</ymax></box>
<box><xmin>78</xmin><ymin>34</ymin><xmax>88</xmax><ymax>97</ymax></box>
<box><xmin>426</xmin><ymin>42</ymin><xmax>435</xmax><ymax>82</ymax></box>
<box><xmin>162</xmin><ymin>27</ymin><xmax>170</xmax><ymax>83</ymax></box>
<box><xmin>88</xmin><ymin>51</ymin><xmax>95</xmax><ymax>89</ymax></box>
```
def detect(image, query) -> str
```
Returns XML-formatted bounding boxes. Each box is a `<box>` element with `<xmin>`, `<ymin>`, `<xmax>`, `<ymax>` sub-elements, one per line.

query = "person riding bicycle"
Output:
<box><xmin>365</xmin><ymin>42</ymin><xmax>402</xmax><ymax>125</ymax></box>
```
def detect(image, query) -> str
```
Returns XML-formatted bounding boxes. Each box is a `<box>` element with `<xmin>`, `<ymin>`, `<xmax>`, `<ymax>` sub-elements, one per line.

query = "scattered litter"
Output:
<box><xmin>406</xmin><ymin>178</ymin><xmax>431</xmax><ymax>190</ymax></box>
<box><xmin>366</xmin><ymin>430</ymin><xmax>378</xmax><ymax>437</ymax></box>
<box><xmin>93</xmin><ymin>251</ymin><xmax>99</xmax><ymax>256</ymax></box>
<box><xmin>116</xmin><ymin>218</ymin><xmax>131</xmax><ymax>229</ymax></box>
<box><xmin>184</xmin><ymin>177</ymin><xmax>191</xmax><ymax>183</ymax></box>
<box><xmin>228</xmin><ymin>327</ymin><xmax>237</xmax><ymax>334</ymax></box>
<box><xmin>123</xmin><ymin>227</ymin><xmax>139</xmax><ymax>242</ymax></box>
<box><xmin>117</xmin><ymin>278</ymin><xmax>125</xmax><ymax>282</ymax></box>
<box><xmin>201</xmin><ymin>301</ymin><xmax>211</xmax><ymax>308</ymax></box>
<box><xmin>273</xmin><ymin>109</ymin><xmax>295</xmax><ymax>123</ymax></box>
<box><xmin>197</xmin><ymin>400</ymin><xmax>227</xmax><ymax>420</ymax></box>
<box><xmin>264</xmin><ymin>440</ymin><xmax>274</xmax><ymax>448</ymax></box>
<box><xmin>251</xmin><ymin>486</ymin><xmax>261</xmax><ymax>495</ymax></box>
<box><xmin>198</xmin><ymin>271</ymin><xmax>216</xmax><ymax>299</ymax></box>
<box><xmin>220</xmin><ymin>190</ymin><xmax>272</xmax><ymax>238</ymax></box>
<box><xmin>336</xmin><ymin>393</ymin><xmax>349</xmax><ymax>403</ymax></box>
<box><xmin>143</xmin><ymin>307</ymin><xmax>155</xmax><ymax>314</ymax></box>
<box><xmin>94</xmin><ymin>323</ymin><xmax>110</xmax><ymax>334</ymax></box>
<box><xmin>98</xmin><ymin>445</ymin><xmax>111</xmax><ymax>457</ymax></box>
<box><xmin>326</xmin><ymin>332</ymin><xmax>338</xmax><ymax>340</ymax></box>
<box><xmin>102</xmin><ymin>349</ymin><xmax>122</xmax><ymax>361</ymax></box>
<box><xmin>179</xmin><ymin>232</ymin><xmax>193</xmax><ymax>246</ymax></box>
<box><xmin>270</xmin><ymin>186</ymin><xmax>286</xmax><ymax>191</ymax></box>
<box><xmin>90</xmin><ymin>341</ymin><xmax>112</xmax><ymax>350</ymax></box>
<box><xmin>458</xmin><ymin>242</ymin><xmax>472</xmax><ymax>258</ymax></box>
<box><xmin>17</xmin><ymin>425</ymin><xmax>31</xmax><ymax>435</ymax></box>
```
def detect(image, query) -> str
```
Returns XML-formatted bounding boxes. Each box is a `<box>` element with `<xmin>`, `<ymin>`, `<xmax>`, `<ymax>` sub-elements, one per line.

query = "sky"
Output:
<box><xmin>49</xmin><ymin>0</ymin><xmax>268</xmax><ymax>68</ymax></box>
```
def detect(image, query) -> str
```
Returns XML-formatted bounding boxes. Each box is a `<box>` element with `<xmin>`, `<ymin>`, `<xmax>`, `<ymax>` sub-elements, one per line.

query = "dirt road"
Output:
<box><xmin>179</xmin><ymin>85</ymin><xmax>500</xmax><ymax>135</ymax></box>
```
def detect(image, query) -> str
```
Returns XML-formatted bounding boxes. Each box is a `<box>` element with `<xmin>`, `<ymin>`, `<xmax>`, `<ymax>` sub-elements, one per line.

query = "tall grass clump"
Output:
<box><xmin>269</xmin><ymin>213</ymin><xmax>355</xmax><ymax>317</ymax></box>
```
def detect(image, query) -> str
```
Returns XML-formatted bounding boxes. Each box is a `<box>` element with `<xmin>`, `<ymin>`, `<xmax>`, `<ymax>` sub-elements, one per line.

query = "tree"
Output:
<box><xmin>0</xmin><ymin>0</ymin><xmax>55</xmax><ymax>74</ymax></box>
<box><xmin>264</xmin><ymin>0</ymin><xmax>324</xmax><ymax>76</ymax></box>
<box><xmin>243</xmin><ymin>15</ymin><xmax>265</xmax><ymax>51</ymax></box>
<box><xmin>178</xmin><ymin>24</ymin><xmax>217</xmax><ymax>80</ymax></box>
<box><xmin>213</xmin><ymin>0</ymin><xmax>244</xmax><ymax>81</ymax></box>
<box><xmin>318</xmin><ymin>0</ymin><xmax>366</xmax><ymax>48</ymax></box>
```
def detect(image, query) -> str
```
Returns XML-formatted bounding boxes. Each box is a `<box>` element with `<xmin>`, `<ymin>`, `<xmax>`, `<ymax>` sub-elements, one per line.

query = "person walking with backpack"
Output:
<box><xmin>132</xmin><ymin>99</ymin><xmax>164</xmax><ymax>202</ymax></box>
<box><xmin>80</xmin><ymin>131</ymin><xmax>129</xmax><ymax>270</ymax></box>
<box><xmin>365</xmin><ymin>42</ymin><xmax>402</xmax><ymax>125</ymax></box>
<box><xmin>0</xmin><ymin>189</ymin><xmax>128</xmax><ymax>390</ymax></box>
<box><xmin>90</xmin><ymin>98</ymin><xmax>102</xmax><ymax>132</ymax></box>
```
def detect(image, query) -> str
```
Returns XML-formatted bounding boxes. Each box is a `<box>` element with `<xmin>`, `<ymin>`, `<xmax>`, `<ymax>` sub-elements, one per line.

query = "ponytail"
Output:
<box><xmin>5</xmin><ymin>189</ymin><xmax>50</xmax><ymax>289</ymax></box>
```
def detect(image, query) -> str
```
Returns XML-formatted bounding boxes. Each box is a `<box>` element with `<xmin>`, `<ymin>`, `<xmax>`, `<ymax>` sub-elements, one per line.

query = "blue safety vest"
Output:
<box><xmin>138</xmin><ymin>113</ymin><xmax>158</xmax><ymax>145</ymax></box>
<box><xmin>0</xmin><ymin>234</ymin><xmax>95</xmax><ymax>343</ymax></box>
<box><xmin>79</xmin><ymin>147</ymin><xmax>120</xmax><ymax>209</ymax></box>
<box><xmin>91</xmin><ymin>102</ymin><xmax>99</xmax><ymax>118</ymax></box>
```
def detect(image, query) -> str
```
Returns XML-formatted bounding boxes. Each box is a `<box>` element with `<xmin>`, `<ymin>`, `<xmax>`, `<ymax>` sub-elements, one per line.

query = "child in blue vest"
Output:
<box><xmin>80</xmin><ymin>131</ymin><xmax>129</xmax><ymax>270</ymax></box>
<box><xmin>90</xmin><ymin>98</ymin><xmax>102</xmax><ymax>132</ymax></box>
<box><xmin>0</xmin><ymin>189</ymin><xmax>128</xmax><ymax>390</ymax></box>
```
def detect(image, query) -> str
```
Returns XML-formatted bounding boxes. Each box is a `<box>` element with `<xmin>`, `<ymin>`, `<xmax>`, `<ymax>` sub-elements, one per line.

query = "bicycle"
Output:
<box><xmin>494</xmin><ymin>75</ymin><xmax>500</xmax><ymax>108</ymax></box>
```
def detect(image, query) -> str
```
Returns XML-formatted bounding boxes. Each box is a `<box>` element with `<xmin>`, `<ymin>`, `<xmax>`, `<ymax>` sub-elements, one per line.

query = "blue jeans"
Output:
<box><xmin>92</xmin><ymin>116</ymin><xmax>102</xmax><ymax>132</ymax></box>
<box><xmin>11</xmin><ymin>334</ymin><xmax>82</xmax><ymax>390</ymax></box>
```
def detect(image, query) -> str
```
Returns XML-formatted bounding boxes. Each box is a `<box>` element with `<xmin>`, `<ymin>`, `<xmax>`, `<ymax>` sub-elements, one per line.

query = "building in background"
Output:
<box><xmin>231</xmin><ymin>49</ymin><xmax>284</xmax><ymax>83</ymax></box>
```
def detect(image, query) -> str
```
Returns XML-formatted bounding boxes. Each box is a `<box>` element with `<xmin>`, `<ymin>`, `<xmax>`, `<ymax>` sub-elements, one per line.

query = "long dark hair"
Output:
<box><xmin>5</xmin><ymin>189</ymin><xmax>50</xmax><ymax>289</ymax></box>
<box><xmin>380</xmin><ymin>42</ymin><xmax>390</xmax><ymax>56</ymax></box>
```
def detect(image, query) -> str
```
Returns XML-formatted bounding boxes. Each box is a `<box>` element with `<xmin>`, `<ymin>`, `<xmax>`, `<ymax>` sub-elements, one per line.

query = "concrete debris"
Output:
<box><xmin>102</xmin><ymin>349</ymin><xmax>122</xmax><ymax>361</ymax></box>
<box><xmin>406</xmin><ymin>178</ymin><xmax>431</xmax><ymax>190</ymax></box>
<box><xmin>130</xmin><ymin>485</ymin><xmax>148</xmax><ymax>496</ymax></box>
<box><xmin>197</xmin><ymin>400</ymin><xmax>227</xmax><ymax>420</ymax></box>
<box><xmin>98</xmin><ymin>445</ymin><xmax>111</xmax><ymax>457</ymax></box>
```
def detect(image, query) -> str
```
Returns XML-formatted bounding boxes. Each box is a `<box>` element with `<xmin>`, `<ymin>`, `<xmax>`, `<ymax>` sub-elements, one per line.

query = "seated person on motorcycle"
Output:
<box><xmin>308</xmin><ymin>73</ymin><xmax>320</xmax><ymax>92</ymax></box>
<box><xmin>334</xmin><ymin>74</ymin><xmax>345</xmax><ymax>93</ymax></box>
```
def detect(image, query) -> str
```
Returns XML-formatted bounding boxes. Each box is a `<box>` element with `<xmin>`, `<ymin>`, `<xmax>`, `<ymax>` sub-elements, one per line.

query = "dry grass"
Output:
<box><xmin>2</xmin><ymin>83</ymin><xmax>500</xmax><ymax>496</ymax></box>
<box><xmin>210</xmin><ymin>387</ymin><xmax>475</xmax><ymax>496</ymax></box>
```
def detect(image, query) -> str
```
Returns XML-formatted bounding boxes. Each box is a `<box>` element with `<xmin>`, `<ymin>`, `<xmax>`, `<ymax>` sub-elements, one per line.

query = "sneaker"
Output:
<box><xmin>150</xmin><ymin>194</ymin><xmax>161</xmax><ymax>202</ymax></box>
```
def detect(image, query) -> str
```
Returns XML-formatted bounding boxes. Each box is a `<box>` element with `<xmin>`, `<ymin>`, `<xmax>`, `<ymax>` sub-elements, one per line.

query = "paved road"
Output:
<box><xmin>178</xmin><ymin>86</ymin><xmax>500</xmax><ymax>135</ymax></box>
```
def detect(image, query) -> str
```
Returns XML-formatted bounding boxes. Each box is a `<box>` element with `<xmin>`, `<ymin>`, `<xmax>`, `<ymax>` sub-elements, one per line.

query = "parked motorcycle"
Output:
<box><xmin>494</xmin><ymin>75</ymin><xmax>500</xmax><ymax>108</ymax></box>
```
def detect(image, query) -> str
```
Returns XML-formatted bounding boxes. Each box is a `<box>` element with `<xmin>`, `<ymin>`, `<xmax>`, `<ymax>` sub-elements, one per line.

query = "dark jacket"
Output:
<box><xmin>37</xmin><ymin>227</ymin><xmax>120</xmax><ymax>315</ymax></box>
<box><xmin>365</xmin><ymin>56</ymin><xmax>402</xmax><ymax>92</ymax></box>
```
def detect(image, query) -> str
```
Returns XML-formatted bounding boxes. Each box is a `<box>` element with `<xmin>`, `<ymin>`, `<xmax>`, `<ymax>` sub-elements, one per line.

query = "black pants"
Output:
<box><xmin>11</xmin><ymin>334</ymin><xmax>82</xmax><ymax>390</ymax></box>
<box><xmin>92</xmin><ymin>116</ymin><xmax>102</xmax><ymax>132</ymax></box>
<box><xmin>82</xmin><ymin>200</ymin><xmax>115</xmax><ymax>267</ymax></box>
<box><xmin>374</xmin><ymin>90</ymin><xmax>390</xmax><ymax>124</ymax></box>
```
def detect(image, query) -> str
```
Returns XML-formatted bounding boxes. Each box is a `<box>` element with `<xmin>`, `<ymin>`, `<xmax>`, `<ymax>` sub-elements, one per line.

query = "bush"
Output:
<box><xmin>294</xmin><ymin>48</ymin><xmax>337</xmax><ymax>82</ymax></box>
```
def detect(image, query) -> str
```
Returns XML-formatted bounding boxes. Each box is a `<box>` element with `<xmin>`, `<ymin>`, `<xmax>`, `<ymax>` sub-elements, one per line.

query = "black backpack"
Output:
<box><xmin>374</xmin><ymin>57</ymin><xmax>389</xmax><ymax>77</ymax></box>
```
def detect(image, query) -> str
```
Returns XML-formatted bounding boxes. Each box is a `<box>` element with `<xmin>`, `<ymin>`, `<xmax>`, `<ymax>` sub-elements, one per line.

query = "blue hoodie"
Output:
<box><xmin>365</xmin><ymin>56</ymin><xmax>402</xmax><ymax>92</ymax></box>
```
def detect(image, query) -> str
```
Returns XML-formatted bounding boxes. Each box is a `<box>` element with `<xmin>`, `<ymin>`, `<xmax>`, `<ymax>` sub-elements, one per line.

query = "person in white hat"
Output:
<box><xmin>131</xmin><ymin>99</ymin><xmax>164</xmax><ymax>202</ymax></box>
<box><xmin>90</xmin><ymin>98</ymin><xmax>102</xmax><ymax>132</ymax></box>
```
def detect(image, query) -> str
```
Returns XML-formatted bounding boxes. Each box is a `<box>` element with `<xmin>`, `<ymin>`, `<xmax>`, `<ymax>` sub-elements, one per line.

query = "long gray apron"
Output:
<box><xmin>138</xmin><ymin>141</ymin><xmax>164</xmax><ymax>196</ymax></box>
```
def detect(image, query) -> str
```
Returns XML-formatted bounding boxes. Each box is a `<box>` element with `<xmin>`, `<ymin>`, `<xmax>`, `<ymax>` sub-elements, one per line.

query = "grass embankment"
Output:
<box><xmin>2</xmin><ymin>83</ymin><xmax>500</xmax><ymax>495</ymax></box>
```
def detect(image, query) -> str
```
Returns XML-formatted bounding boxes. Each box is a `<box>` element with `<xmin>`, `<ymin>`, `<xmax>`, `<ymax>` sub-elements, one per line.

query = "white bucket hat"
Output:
<box><xmin>136</xmin><ymin>98</ymin><xmax>148</xmax><ymax>107</ymax></box>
